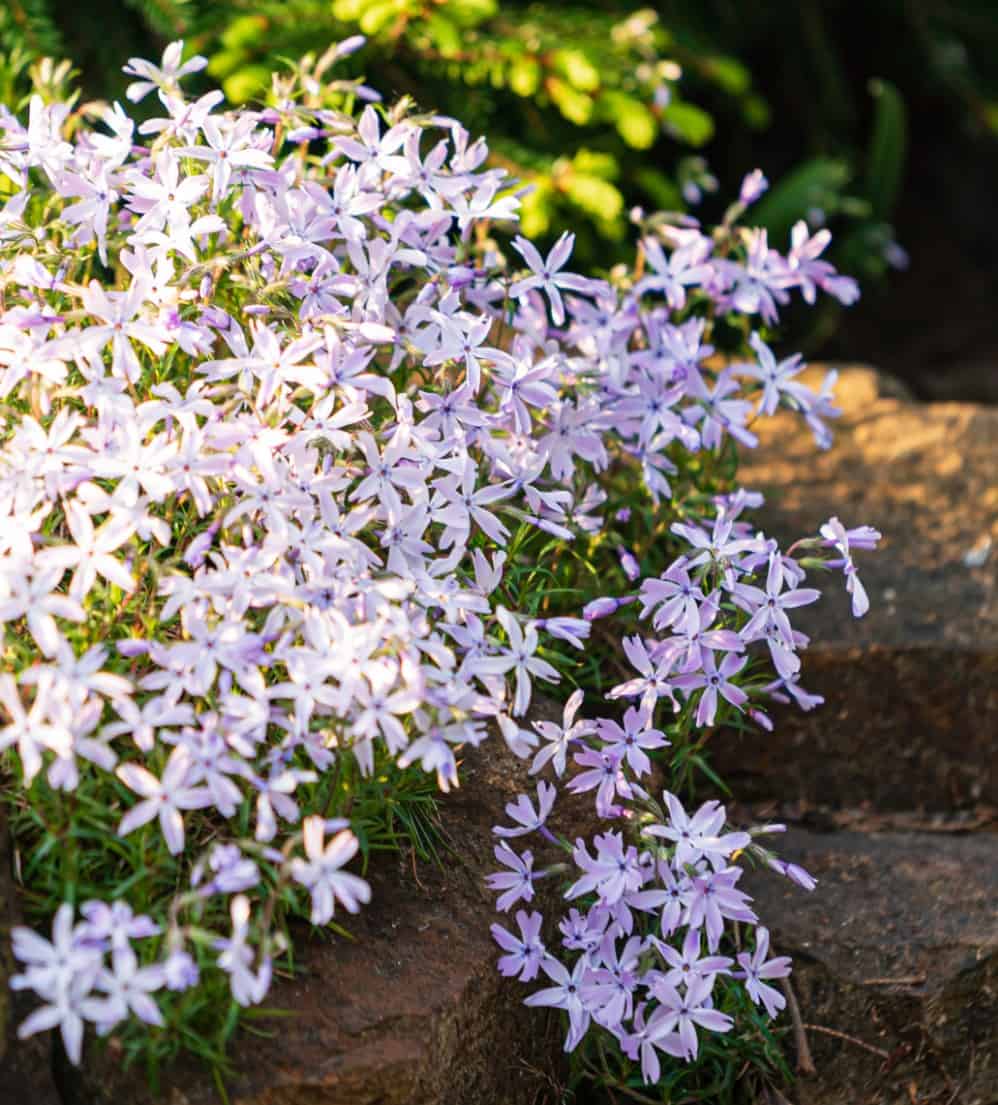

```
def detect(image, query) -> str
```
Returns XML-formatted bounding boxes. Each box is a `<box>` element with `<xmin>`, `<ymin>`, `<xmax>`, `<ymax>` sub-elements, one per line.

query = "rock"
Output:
<box><xmin>0</xmin><ymin>811</ymin><xmax>62</xmax><ymax>1105</ymax></box>
<box><xmin>714</xmin><ymin>366</ymin><xmax>998</xmax><ymax>811</ymax></box>
<box><xmin>67</xmin><ymin>730</ymin><xmax>578</xmax><ymax>1105</ymax></box>
<box><xmin>747</xmin><ymin>827</ymin><xmax>998</xmax><ymax>1105</ymax></box>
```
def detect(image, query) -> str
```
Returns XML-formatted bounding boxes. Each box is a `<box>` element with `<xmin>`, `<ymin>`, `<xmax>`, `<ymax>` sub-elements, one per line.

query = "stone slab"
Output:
<box><xmin>748</xmin><ymin>827</ymin><xmax>998</xmax><ymax>1105</ymax></box>
<box><xmin>713</xmin><ymin>366</ymin><xmax>998</xmax><ymax>810</ymax></box>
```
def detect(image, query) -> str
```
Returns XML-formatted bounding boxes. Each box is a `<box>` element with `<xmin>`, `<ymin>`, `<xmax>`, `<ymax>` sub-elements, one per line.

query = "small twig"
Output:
<box><xmin>779</xmin><ymin>976</ymin><xmax>816</xmax><ymax>1075</ymax></box>
<box><xmin>409</xmin><ymin>843</ymin><xmax>426</xmax><ymax>891</ymax></box>
<box><xmin>861</xmin><ymin>975</ymin><xmax>926</xmax><ymax>987</ymax></box>
<box><xmin>801</xmin><ymin>1023</ymin><xmax>890</xmax><ymax>1060</ymax></box>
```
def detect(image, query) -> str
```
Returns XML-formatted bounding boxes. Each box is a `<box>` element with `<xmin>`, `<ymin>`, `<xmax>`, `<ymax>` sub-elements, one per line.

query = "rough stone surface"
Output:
<box><xmin>714</xmin><ymin>366</ymin><xmax>998</xmax><ymax>811</ymax></box>
<box><xmin>66</xmin><ymin>725</ymin><xmax>580</xmax><ymax>1105</ymax></box>
<box><xmin>747</xmin><ymin>827</ymin><xmax>998</xmax><ymax>1105</ymax></box>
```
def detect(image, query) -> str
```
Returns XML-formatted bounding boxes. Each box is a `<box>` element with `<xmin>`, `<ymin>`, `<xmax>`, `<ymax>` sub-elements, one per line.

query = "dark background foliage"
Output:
<box><xmin>4</xmin><ymin>0</ymin><xmax>998</xmax><ymax>398</ymax></box>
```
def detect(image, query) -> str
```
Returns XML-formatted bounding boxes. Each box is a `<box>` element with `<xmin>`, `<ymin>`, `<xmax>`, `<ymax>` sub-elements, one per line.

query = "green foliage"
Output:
<box><xmin>0</xmin><ymin>0</ymin><xmax>952</xmax><ymax>285</ymax></box>
<box><xmin>0</xmin><ymin>0</ymin><xmax>766</xmax><ymax>268</ymax></box>
<box><xmin>3</xmin><ymin>0</ymin><xmax>945</xmax><ymax>286</ymax></box>
<box><xmin>866</xmin><ymin>78</ymin><xmax>907</xmax><ymax>221</ymax></box>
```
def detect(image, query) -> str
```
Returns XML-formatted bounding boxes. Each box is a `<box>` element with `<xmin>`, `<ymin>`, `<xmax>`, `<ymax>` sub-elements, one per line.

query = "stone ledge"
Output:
<box><xmin>748</xmin><ymin>827</ymin><xmax>998</xmax><ymax>1105</ymax></box>
<box><xmin>714</xmin><ymin>366</ymin><xmax>998</xmax><ymax>810</ymax></box>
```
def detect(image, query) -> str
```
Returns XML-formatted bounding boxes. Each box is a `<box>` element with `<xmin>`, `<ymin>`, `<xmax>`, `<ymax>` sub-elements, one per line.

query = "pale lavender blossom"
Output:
<box><xmin>736</xmin><ymin>926</ymin><xmax>791</xmax><ymax>1017</ymax></box>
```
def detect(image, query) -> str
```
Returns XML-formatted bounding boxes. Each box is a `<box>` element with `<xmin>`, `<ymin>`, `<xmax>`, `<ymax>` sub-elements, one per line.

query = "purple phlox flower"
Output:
<box><xmin>736</xmin><ymin>332</ymin><xmax>806</xmax><ymax>417</ymax></box>
<box><xmin>821</xmin><ymin>516</ymin><xmax>882</xmax><ymax>553</ymax></box>
<box><xmin>78</xmin><ymin>901</ymin><xmax>159</xmax><ymax>951</ymax></box>
<box><xmin>567</xmin><ymin>831</ymin><xmax>644</xmax><ymax>907</ymax></box>
<box><xmin>671</xmin><ymin>513</ymin><xmax>763</xmax><ymax>575</ymax></box>
<box><xmin>491</xmin><ymin>353</ymin><xmax>558</xmax><ymax>434</ymax></box>
<box><xmin>671</xmin><ymin>650</ymin><xmax>748</xmax><ymax>727</ymax></box>
<box><xmin>783</xmin><ymin>366</ymin><xmax>841</xmax><ymax>449</ymax></box>
<box><xmin>653</xmin><ymin>927</ymin><xmax>733</xmax><ymax>991</ymax></box>
<box><xmin>431</xmin><ymin>455</ymin><xmax>511</xmax><ymax>546</ymax></box>
<box><xmin>644</xmin><ymin>793</ymin><xmax>751</xmax><ymax>872</ymax></box>
<box><xmin>538</xmin><ymin>397</ymin><xmax>608</xmax><ymax>480</ymax></box>
<box><xmin>616</xmin><ymin>371</ymin><xmax>698</xmax><ymax>450</ymax></box>
<box><xmin>214</xmin><ymin>895</ymin><xmax>271</xmax><ymax>1007</ymax></box>
<box><xmin>636</xmin><ymin>234</ymin><xmax>714</xmax><ymax>310</ymax></box>
<box><xmin>717</xmin><ymin>227</ymin><xmax>789</xmax><ymax>323</ymax></box>
<box><xmin>493</xmin><ymin>780</ymin><xmax>557</xmax><ymax>838</ymax></box>
<box><xmin>559</xmin><ymin>906</ymin><xmax>609</xmax><ymax>955</ymax></box>
<box><xmin>638</xmin><ymin>558</ymin><xmax>701</xmax><ymax>631</ymax></box>
<box><xmin>582</xmin><ymin>594</ymin><xmax>636</xmax><ymax>622</ymax></box>
<box><xmin>648</xmin><ymin>974</ymin><xmax>733</xmax><ymax>1059</ymax></box>
<box><xmin>123</xmin><ymin>40</ymin><xmax>207</xmax><ymax>102</ymax></box>
<box><xmin>529</xmin><ymin>689</ymin><xmax>595</xmax><ymax>777</ymax></box>
<box><xmin>89</xmin><ymin>946</ymin><xmax>167</xmax><ymax>1033</ymax></box>
<box><xmin>762</xmin><ymin>672</ymin><xmax>825</xmax><ymax>712</ymax></box>
<box><xmin>567</xmin><ymin>745</ymin><xmax>632</xmax><ymax>817</ymax></box>
<box><xmin>622</xmin><ymin>1000</ymin><xmax>688</xmax><ymax>1084</ymax></box>
<box><xmin>0</xmin><ymin>670</ymin><xmax>74</xmax><ymax>786</ymax></box>
<box><xmin>491</xmin><ymin>909</ymin><xmax>545</xmax><ymax>981</ymax></box>
<box><xmin>666</xmin><ymin>597</ymin><xmax>744</xmax><ymax>676</ymax></box>
<box><xmin>486</xmin><ymin>841</ymin><xmax>536</xmax><ymax>912</ymax></box>
<box><xmin>10</xmin><ymin>904</ymin><xmax>105</xmax><ymax>1065</ymax></box>
<box><xmin>819</xmin><ymin>515</ymin><xmax>881</xmax><ymax>617</ymax></box>
<box><xmin>625</xmin><ymin>859</ymin><xmax>688</xmax><ymax>938</ymax></box>
<box><xmin>682</xmin><ymin>867</ymin><xmax>757</xmax><ymax>950</ymax></box>
<box><xmin>580</xmin><ymin>933</ymin><xmax>644</xmax><ymax>1029</ymax></box>
<box><xmin>608</xmin><ymin>635</ymin><xmax>678</xmax><ymax>714</ymax></box>
<box><xmin>510</xmin><ymin>232</ymin><xmax>605</xmax><ymax>326</ymax></box>
<box><xmin>736</xmin><ymin>926</ymin><xmax>791</xmax><ymax>1018</ymax></box>
<box><xmin>595</xmin><ymin>706</ymin><xmax>669</xmax><ymax>777</ymax></box>
<box><xmin>496</xmin><ymin>713</ymin><xmax>539</xmax><ymax>759</ymax></box>
<box><xmin>116</xmin><ymin>745</ymin><xmax>213</xmax><ymax>855</ymax></box>
<box><xmin>474</xmin><ymin>606</ymin><xmax>560</xmax><ymax>717</ymax></box>
<box><xmin>786</xmin><ymin>219</ymin><xmax>860</xmax><ymax>306</ymax></box>
<box><xmin>162</xmin><ymin>949</ymin><xmax>199</xmax><ymax>992</ymax></box>
<box><xmin>616</xmin><ymin>545</ymin><xmax>641</xmax><ymax>582</ymax></box>
<box><xmin>523</xmin><ymin>954</ymin><xmax>592</xmax><ymax>1051</ymax></box>
<box><xmin>191</xmin><ymin>842</ymin><xmax>260</xmax><ymax>895</ymax></box>
<box><xmin>766</xmin><ymin>856</ymin><xmax>818</xmax><ymax>891</ymax></box>
<box><xmin>291</xmin><ymin>816</ymin><xmax>371</xmax><ymax>925</ymax></box>
<box><xmin>739</xmin><ymin>169</ymin><xmax>768</xmax><ymax>206</ymax></box>
<box><xmin>537</xmin><ymin>616</ymin><xmax>591</xmax><ymax>650</ymax></box>
<box><xmin>733</xmin><ymin>550</ymin><xmax>820</xmax><ymax>647</ymax></box>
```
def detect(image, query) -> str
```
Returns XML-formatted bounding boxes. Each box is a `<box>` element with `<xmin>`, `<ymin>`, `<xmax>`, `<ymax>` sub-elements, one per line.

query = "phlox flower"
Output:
<box><xmin>648</xmin><ymin>974</ymin><xmax>733</xmax><ymax>1059</ymax></box>
<box><xmin>643</xmin><ymin>792</ymin><xmax>751</xmax><ymax>872</ymax></box>
<box><xmin>494</xmin><ymin>780</ymin><xmax>557</xmax><ymax>838</ymax></box>
<box><xmin>123</xmin><ymin>40</ymin><xmax>208</xmax><ymax>102</ymax></box>
<box><xmin>510</xmin><ymin>232</ymin><xmax>603</xmax><ymax>327</ymax></box>
<box><xmin>595</xmin><ymin>706</ymin><xmax>669</xmax><ymax>777</ymax></box>
<box><xmin>490</xmin><ymin>910</ymin><xmax>545</xmax><ymax>981</ymax></box>
<box><xmin>11</xmin><ymin>905</ymin><xmax>104</xmax><ymax>1065</ymax></box>
<box><xmin>486</xmin><ymin>841</ymin><xmax>536</xmax><ymax>912</ymax></box>
<box><xmin>474</xmin><ymin>607</ymin><xmax>560</xmax><ymax>718</ymax></box>
<box><xmin>214</xmin><ymin>895</ymin><xmax>271</xmax><ymax>1007</ymax></box>
<box><xmin>820</xmin><ymin>515</ymin><xmax>881</xmax><ymax>616</ymax></box>
<box><xmin>116</xmin><ymin>746</ymin><xmax>214</xmax><ymax>855</ymax></box>
<box><xmin>736</xmin><ymin>926</ymin><xmax>791</xmax><ymax>1018</ymax></box>
<box><xmin>529</xmin><ymin>689</ymin><xmax>596</xmax><ymax>776</ymax></box>
<box><xmin>524</xmin><ymin>955</ymin><xmax>592</xmax><ymax>1051</ymax></box>
<box><xmin>290</xmin><ymin>816</ymin><xmax>372</xmax><ymax>925</ymax></box>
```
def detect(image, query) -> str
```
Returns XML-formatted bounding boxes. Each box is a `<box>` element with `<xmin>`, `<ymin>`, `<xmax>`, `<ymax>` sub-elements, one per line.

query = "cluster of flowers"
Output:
<box><xmin>0</xmin><ymin>37</ymin><xmax>877</xmax><ymax>1076</ymax></box>
<box><xmin>488</xmin><ymin>522</ymin><xmax>878</xmax><ymax>1077</ymax></box>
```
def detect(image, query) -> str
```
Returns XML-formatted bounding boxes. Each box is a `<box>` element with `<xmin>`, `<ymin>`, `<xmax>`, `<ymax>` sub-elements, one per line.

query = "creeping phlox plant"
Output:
<box><xmin>0</xmin><ymin>37</ymin><xmax>878</xmax><ymax>1091</ymax></box>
